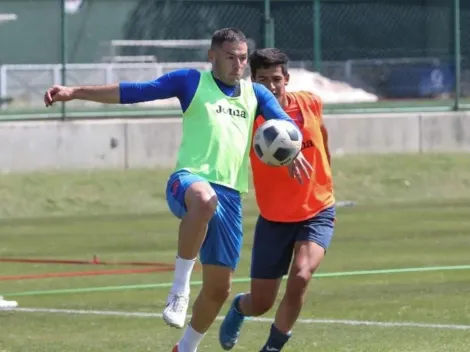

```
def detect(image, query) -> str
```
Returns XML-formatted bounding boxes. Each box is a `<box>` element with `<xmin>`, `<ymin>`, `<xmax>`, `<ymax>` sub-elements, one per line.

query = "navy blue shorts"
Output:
<box><xmin>166</xmin><ymin>169</ymin><xmax>243</xmax><ymax>270</ymax></box>
<box><xmin>251</xmin><ymin>206</ymin><xmax>336</xmax><ymax>280</ymax></box>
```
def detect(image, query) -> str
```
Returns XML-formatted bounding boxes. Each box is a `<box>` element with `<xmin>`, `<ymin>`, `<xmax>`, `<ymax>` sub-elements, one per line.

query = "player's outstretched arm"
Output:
<box><xmin>44</xmin><ymin>84</ymin><xmax>120</xmax><ymax>106</ymax></box>
<box><xmin>44</xmin><ymin>69</ymin><xmax>196</xmax><ymax>107</ymax></box>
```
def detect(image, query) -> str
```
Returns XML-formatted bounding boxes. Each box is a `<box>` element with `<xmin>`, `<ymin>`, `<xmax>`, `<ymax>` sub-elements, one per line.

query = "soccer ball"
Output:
<box><xmin>253</xmin><ymin>119</ymin><xmax>302</xmax><ymax>166</ymax></box>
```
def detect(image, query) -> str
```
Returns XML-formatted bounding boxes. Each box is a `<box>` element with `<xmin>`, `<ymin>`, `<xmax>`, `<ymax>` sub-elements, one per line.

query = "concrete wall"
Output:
<box><xmin>325</xmin><ymin>111</ymin><xmax>470</xmax><ymax>154</ymax></box>
<box><xmin>1</xmin><ymin>111</ymin><xmax>470</xmax><ymax>172</ymax></box>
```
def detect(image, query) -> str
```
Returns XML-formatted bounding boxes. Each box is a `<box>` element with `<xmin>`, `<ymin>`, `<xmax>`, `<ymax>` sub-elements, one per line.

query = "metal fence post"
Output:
<box><xmin>313</xmin><ymin>0</ymin><xmax>322</xmax><ymax>72</ymax></box>
<box><xmin>61</xmin><ymin>0</ymin><xmax>67</xmax><ymax>120</ymax></box>
<box><xmin>453</xmin><ymin>0</ymin><xmax>461</xmax><ymax>111</ymax></box>
<box><xmin>264</xmin><ymin>0</ymin><xmax>275</xmax><ymax>48</ymax></box>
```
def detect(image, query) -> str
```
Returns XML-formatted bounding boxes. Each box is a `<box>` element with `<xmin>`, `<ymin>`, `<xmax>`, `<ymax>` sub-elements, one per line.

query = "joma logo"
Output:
<box><xmin>216</xmin><ymin>105</ymin><xmax>247</xmax><ymax>118</ymax></box>
<box><xmin>302</xmin><ymin>140</ymin><xmax>314</xmax><ymax>150</ymax></box>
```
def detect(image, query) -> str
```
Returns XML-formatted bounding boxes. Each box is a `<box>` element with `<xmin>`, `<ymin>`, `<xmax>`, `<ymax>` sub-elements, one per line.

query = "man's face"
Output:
<box><xmin>209</xmin><ymin>41</ymin><xmax>248</xmax><ymax>85</ymax></box>
<box><xmin>252</xmin><ymin>65</ymin><xmax>289</xmax><ymax>104</ymax></box>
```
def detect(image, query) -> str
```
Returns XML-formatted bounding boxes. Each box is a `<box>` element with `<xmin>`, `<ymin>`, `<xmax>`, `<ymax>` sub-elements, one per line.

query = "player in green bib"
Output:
<box><xmin>43</xmin><ymin>28</ymin><xmax>312</xmax><ymax>352</ymax></box>
<box><xmin>175</xmin><ymin>69</ymin><xmax>257</xmax><ymax>193</ymax></box>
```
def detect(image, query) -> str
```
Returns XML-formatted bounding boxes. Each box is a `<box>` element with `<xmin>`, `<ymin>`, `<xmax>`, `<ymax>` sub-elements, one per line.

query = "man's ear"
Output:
<box><xmin>208</xmin><ymin>49</ymin><xmax>215</xmax><ymax>64</ymax></box>
<box><xmin>285</xmin><ymin>73</ymin><xmax>290</xmax><ymax>86</ymax></box>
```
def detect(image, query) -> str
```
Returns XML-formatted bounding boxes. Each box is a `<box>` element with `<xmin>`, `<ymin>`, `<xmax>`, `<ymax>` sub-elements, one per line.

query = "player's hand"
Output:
<box><xmin>287</xmin><ymin>151</ymin><xmax>313</xmax><ymax>185</ymax></box>
<box><xmin>44</xmin><ymin>85</ymin><xmax>75</xmax><ymax>107</ymax></box>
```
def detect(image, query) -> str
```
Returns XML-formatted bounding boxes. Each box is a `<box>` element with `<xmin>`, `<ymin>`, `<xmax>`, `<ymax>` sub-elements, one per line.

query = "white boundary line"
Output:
<box><xmin>9</xmin><ymin>308</ymin><xmax>470</xmax><ymax>331</ymax></box>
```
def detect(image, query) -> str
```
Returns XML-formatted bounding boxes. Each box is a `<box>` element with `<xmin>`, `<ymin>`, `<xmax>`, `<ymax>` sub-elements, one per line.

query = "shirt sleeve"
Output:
<box><xmin>118</xmin><ymin>69</ymin><xmax>199</xmax><ymax>109</ymax></box>
<box><xmin>253</xmin><ymin>83</ymin><xmax>296</xmax><ymax>125</ymax></box>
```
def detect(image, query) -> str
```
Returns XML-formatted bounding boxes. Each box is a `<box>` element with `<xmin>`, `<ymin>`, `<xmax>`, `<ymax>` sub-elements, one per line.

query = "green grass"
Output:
<box><xmin>1</xmin><ymin>154</ymin><xmax>470</xmax><ymax>351</ymax></box>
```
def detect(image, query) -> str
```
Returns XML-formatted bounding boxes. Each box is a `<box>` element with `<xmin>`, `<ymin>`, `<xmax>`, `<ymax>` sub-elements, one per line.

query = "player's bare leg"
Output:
<box><xmin>164</xmin><ymin>182</ymin><xmax>218</xmax><ymax>329</ymax></box>
<box><xmin>260</xmin><ymin>241</ymin><xmax>324</xmax><ymax>351</ymax></box>
<box><xmin>275</xmin><ymin>241</ymin><xmax>325</xmax><ymax>331</ymax></box>
<box><xmin>219</xmin><ymin>277</ymin><xmax>281</xmax><ymax>350</ymax></box>
<box><xmin>238</xmin><ymin>279</ymin><xmax>281</xmax><ymax>316</ymax></box>
<box><xmin>175</xmin><ymin>265</ymin><xmax>233</xmax><ymax>352</ymax></box>
<box><xmin>220</xmin><ymin>241</ymin><xmax>325</xmax><ymax>351</ymax></box>
<box><xmin>178</xmin><ymin>182</ymin><xmax>217</xmax><ymax>258</ymax></box>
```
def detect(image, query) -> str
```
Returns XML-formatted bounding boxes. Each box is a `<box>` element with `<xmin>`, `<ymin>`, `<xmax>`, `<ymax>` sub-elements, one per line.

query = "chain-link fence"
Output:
<box><xmin>0</xmin><ymin>0</ymin><xmax>467</xmax><ymax>119</ymax></box>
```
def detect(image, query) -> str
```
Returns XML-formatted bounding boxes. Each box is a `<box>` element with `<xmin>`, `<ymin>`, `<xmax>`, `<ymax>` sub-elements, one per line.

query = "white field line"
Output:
<box><xmin>8</xmin><ymin>307</ymin><xmax>470</xmax><ymax>331</ymax></box>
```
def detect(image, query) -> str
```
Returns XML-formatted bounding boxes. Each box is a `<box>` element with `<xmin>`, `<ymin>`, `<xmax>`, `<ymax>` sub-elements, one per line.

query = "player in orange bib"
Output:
<box><xmin>219</xmin><ymin>48</ymin><xmax>335</xmax><ymax>351</ymax></box>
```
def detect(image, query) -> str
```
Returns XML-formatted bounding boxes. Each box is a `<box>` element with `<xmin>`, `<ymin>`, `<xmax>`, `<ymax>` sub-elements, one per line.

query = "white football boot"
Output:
<box><xmin>163</xmin><ymin>292</ymin><xmax>189</xmax><ymax>329</ymax></box>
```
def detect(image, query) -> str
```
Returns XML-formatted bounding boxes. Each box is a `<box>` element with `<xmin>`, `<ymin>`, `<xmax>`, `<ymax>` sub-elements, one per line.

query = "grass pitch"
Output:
<box><xmin>1</xmin><ymin>154</ymin><xmax>470</xmax><ymax>351</ymax></box>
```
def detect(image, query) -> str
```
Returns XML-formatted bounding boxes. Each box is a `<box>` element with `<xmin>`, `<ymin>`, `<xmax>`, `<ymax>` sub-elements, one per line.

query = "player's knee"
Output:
<box><xmin>250</xmin><ymin>295</ymin><xmax>275</xmax><ymax>316</ymax></box>
<box><xmin>187</xmin><ymin>187</ymin><xmax>218</xmax><ymax>220</ymax></box>
<box><xmin>286</xmin><ymin>270</ymin><xmax>312</xmax><ymax>300</ymax></box>
<box><xmin>289</xmin><ymin>245</ymin><xmax>322</xmax><ymax>295</ymax></box>
<box><xmin>196</xmin><ymin>194</ymin><xmax>218</xmax><ymax>219</ymax></box>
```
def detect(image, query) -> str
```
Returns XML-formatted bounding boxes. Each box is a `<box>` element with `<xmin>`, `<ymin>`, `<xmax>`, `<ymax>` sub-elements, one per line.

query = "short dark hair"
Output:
<box><xmin>211</xmin><ymin>27</ymin><xmax>247</xmax><ymax>48</ymax></box>
<box><xmin>249</xmin><ymin>48</ymin><xmax>289</xmax><ymax>77</ymax></box>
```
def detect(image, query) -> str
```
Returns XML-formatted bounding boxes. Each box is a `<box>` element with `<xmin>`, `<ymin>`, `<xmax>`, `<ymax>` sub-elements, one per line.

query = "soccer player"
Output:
<box><xmin>219</xmin><ymin>48</ymin><xmax>336</xmax><ymax>351</ymax></box>
<box><xmin>43</xmin><ymin>29</ymin><xmax>311</xmax><ymax>352</ymax></box>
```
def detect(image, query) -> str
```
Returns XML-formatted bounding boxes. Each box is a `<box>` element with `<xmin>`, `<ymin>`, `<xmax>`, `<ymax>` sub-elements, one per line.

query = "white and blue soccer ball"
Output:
<box><xmin>253</xmin><ymin>119</ymin><xmax>303</xmax><ymax>167</ymax></box>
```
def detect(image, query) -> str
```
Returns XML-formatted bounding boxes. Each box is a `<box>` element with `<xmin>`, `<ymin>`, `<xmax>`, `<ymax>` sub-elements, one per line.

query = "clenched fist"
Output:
<box><xmin>44</xmin><ymin>85</ymin><xmax>75</xmax><ymax>107</ymax></box>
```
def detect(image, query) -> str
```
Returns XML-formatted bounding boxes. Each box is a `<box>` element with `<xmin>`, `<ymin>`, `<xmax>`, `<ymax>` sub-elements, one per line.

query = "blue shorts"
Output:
<box><xmin>251</xmin><ymin>206</ymin><xmax>336</xmax><ymax>280</ymax></box>
<box><xmin>166</xmin><ymin>169</ymin><xmax>243</xmax><ymax>270</ymax></box>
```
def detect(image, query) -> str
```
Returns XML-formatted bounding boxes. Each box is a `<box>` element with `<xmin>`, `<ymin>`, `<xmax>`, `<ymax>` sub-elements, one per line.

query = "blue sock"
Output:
<box><xmin>260</xmin><ymin>324</ymin><xmax>291</xmax><ymax>351</ymax></box>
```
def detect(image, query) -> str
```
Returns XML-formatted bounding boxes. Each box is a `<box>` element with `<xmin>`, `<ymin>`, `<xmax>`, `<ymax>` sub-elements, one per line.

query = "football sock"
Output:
<box><xmin>171</xmin><ymin>256</ymin><xmax>196</xmax><ymax>296</ymax></box>
<box><xmin>260</xmin><ymin>324</ymin><xmax>291</xmax><ymax>352</ymax></box>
